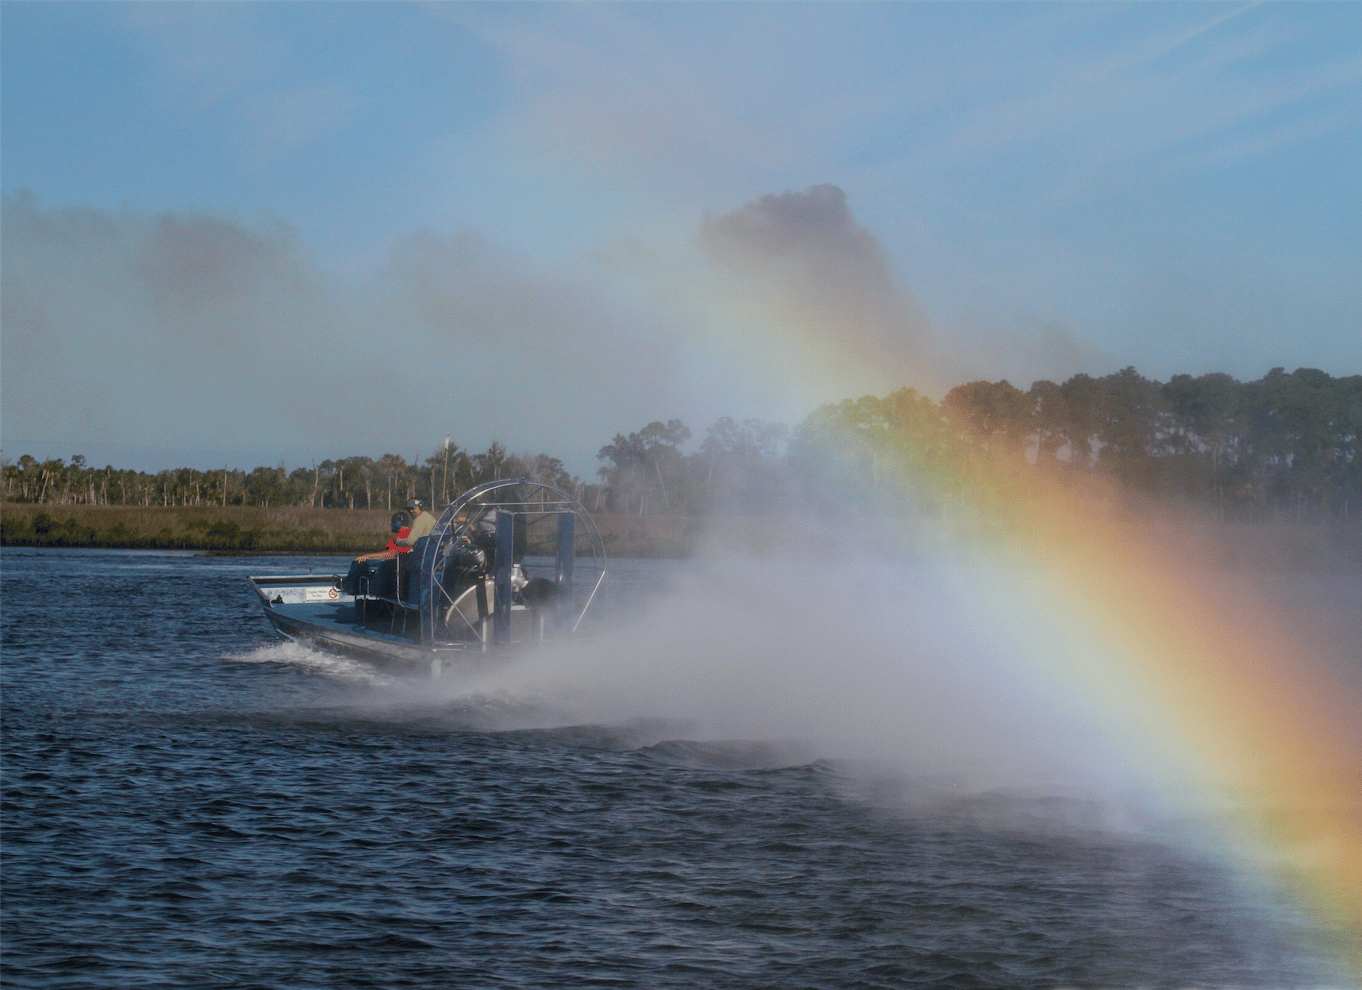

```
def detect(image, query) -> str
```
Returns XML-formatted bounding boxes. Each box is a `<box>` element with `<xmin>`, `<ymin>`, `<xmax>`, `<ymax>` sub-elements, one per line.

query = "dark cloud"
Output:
<box><xmin>377</xmin><ymin>227</ymin><xmax>684</xmax><ymax>452</ymax></box>
<box><xmin>137</xmin><ymin>213</ymin><xmax>309</xmax><ymax>315</ymax></box>
<box><xmin>2</xmin><ymin>186</ymin><xmax>1116</xmax><ymax>476</ymax></box>
<box><xmin>2</xmin><ymin>191</ymin><xmax>347</xmax><ymax>455</ymax></box>
<box><xmin>703</xmin><ymin>184</ymin><xmax>894</xmax><ymax>297</ymax></box>
<box><xmin>0</xmin><ymin>192</ymin><xmax>684</xmax><ymax>475</ymax></box>
<box><xmin>698</xmin><ymin>185</ymin><xmax>1121</xmax><ymax>394</ymax></box>
<box><xmin>699</xmin><ymin>184</ymin><xmax>939</xmax><ymax>392</ymax></box>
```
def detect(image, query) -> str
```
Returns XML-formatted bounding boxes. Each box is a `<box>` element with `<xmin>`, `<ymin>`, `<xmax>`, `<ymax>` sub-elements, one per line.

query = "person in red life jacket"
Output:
<box><xmin>356</xmin><ymin>511</ymin><xmax>412</xmax><ymax>561</ymax></box>
<box><xmin>338</xmin><ymin>511</ymin><xmax>414</xmax><ymax>596</ymax></box>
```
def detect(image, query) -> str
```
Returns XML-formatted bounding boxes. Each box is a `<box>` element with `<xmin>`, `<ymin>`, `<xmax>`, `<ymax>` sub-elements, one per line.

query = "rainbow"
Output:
<box><xmin>808</xmin><ymin>392</ymin><xmax>1362</xmax><ymax>976</ymax></box>
<box><xmin>664</xmin><ymin>245</ymin><xmax>1360</xmax><ymax>974</ymax></box>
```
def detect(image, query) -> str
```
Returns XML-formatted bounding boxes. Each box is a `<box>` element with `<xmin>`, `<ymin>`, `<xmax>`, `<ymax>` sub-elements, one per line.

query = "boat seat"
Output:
<box><xmin>342</xmin><ymin>555</ymin><xmax>404</xmax><ymax>601</ymax></box>
<box><xmin>396</xmin><ymin>536</ymin><xmax>432</xmax><ymax>610</ymax></box>
<box><xmin>367</xmin><ymin>557</ymin><xmax>400</xmax><ymax>599</ymax></box>
<box><xmin>339</xmin><ymin>558</ymin><xmax>368</xmax><ymax>597</ymax></box>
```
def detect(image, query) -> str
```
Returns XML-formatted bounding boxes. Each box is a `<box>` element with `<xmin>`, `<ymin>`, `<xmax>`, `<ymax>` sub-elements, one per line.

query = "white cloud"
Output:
<box><xmin>120</xmin><ymin>4</ymin><xmax>366</xmax><ymax>171</ymax></box>
<box><xmin>900</xmin><ymin>6</ymin><xmax>1361</xmax><ymax>209</ymax></box>
<box><xmin>235</xmin><ymin>81</ymin><xmax>368</xmax><ymax>169</ymax></box>
<box><xmin>122</xmin><ymin>3</ymin><xmax>277</xmax><ymax>112</ymax></box>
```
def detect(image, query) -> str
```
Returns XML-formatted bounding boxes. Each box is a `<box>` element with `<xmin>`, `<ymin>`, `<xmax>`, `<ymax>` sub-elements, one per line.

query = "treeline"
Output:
<box><xmin>594</xmin><ymin>366</ymin><xmax>1362</xmax><ymax>522</ymax></box>
<box><xmin>5</xmin><ymin>366</ymin><xmax>1360</xmax><ymax>524</ymax></box>
<box><xmin>1</xmin><ymin>444</ymin><xmax>579</xmax><ymax>513</ymax></box>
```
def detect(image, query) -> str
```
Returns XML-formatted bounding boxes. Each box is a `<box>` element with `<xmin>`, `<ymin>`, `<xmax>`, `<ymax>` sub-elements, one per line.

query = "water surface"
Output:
<box><xmin>1</xmin><ymin>549</ymin><xmax>1352</xmax><ymax>988</ymax></box>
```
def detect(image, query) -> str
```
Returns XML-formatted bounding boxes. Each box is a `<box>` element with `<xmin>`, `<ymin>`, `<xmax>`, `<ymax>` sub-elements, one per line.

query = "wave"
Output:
<box><xmin>222</xmin><ymin>641</ymin><xmax>401</xmax><ymax>688</ymax></box>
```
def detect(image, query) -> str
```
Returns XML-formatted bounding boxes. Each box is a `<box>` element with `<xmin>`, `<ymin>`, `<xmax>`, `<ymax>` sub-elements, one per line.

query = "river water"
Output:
<box><xmin>2</xmin><ymin>548</ymin><xmax>1356</xmax><ymax>988</ymax></box>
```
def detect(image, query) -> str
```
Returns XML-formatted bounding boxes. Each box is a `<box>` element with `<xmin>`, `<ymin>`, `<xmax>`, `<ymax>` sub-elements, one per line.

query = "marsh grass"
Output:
<box><xmin>0</xmin><ymin>504</ymin><xmax>710</xmax><ymax>556</ymax></box>
<box><xmin>0</xmin><ymin>504</ymin><xmax>393</xmax><ymax>553</ymax></box>
<box><xmin>4</xmin><ymin>502</ymin><xmax>1358</xmax><ymax>566</ymax></box>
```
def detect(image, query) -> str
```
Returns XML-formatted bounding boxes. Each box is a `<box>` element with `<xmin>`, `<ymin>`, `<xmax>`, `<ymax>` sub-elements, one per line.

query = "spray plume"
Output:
<box><xmin>422</xmin><ymin>185</ymin><xmax>1360</xmax><ymax>971</ymax></box>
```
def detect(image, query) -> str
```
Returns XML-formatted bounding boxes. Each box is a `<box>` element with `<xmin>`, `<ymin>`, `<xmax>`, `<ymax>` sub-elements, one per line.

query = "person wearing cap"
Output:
<box><xmin>395</xmin><ymin>499</ymin><xmax>437</xmax><ymax>547</ymax></box>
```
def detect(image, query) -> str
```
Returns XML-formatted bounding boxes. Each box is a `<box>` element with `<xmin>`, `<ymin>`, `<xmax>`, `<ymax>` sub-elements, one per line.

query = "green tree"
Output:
<box><xmin>469</xmin><ymin>441</ymin><xmax>508</xmax><ymax>486</ymax></box>
<box><xmin>243</xmin><ymin>465</ymin><xmax>286</xmax><ymax>507</ymax></box>
<box><xmin>698</xmin><ymin>416</ymin><xmax>788</xmax><ymax>512</ymax></box>
<box><xmin>598</xmin><ymin>419</ymin><xmax>692</xmax><ymax>514</ymax></box>
<box><xmin>942</xmin><ymin>380</ymin><xmax>1031</xmax><ymax>457</ymax></box>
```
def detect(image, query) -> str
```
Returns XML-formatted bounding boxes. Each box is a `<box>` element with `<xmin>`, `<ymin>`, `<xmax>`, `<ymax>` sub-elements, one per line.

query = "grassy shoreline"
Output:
<box><xmin>4</xmin><ymin>502</ymin><xmax>1361</xmax><ymax>568</ymax></box>
<box><xmin>0</xmin><ymin>503</ymin><xmax>713</xmax><ymax>558</ymax></box>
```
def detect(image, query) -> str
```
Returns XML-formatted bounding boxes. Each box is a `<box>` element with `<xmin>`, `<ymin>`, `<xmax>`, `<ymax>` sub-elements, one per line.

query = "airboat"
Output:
<box><xmin>247</xmin><ymin>479</ymin><xmax>606</xmax><ymax>675</ymax></box>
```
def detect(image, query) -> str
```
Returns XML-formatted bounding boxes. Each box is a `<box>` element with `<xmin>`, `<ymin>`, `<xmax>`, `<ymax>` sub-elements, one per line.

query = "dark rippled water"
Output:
<box><xmin>1</xmin><ymin>549</ymin><xmax>1352</xmax><ymax>988</ymax></box>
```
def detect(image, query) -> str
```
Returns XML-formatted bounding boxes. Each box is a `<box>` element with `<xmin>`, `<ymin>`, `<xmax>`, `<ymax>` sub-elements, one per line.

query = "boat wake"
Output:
<box><xmin>224</xmin><ymin>641</ymin><xmax>403</xmax><ymax>688</ymax></box>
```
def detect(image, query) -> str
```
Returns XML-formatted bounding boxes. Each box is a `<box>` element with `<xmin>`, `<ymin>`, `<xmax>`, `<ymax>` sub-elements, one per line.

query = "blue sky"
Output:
<box><xmin>3</xmin><ymin>2</ymin><xmax>1359</xmax><ymax>476</ymax></box>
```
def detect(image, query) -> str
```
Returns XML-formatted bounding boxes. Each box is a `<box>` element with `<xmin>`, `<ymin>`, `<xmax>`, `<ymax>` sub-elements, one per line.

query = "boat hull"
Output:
<box><xmin>249</xmin><ymin>573</ymin><xmax>520</xmax><ymax>676</ymax></box>
<box><xmin>248</xmin><ymin>479</ymin><xmax>606</xmax><ymax>676</ymax></box>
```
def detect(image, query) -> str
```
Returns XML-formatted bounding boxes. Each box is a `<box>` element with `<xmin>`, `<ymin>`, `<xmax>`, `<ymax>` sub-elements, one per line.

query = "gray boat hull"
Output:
<box><xmin>249</xmin><ymin>573</ymin><xmax>527</xmax><ymax>676</ymax></box>
<box><xmin>248</xmin><ymin>480</ymin><xmax>606</xmax><ymax>676</ymax></box>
